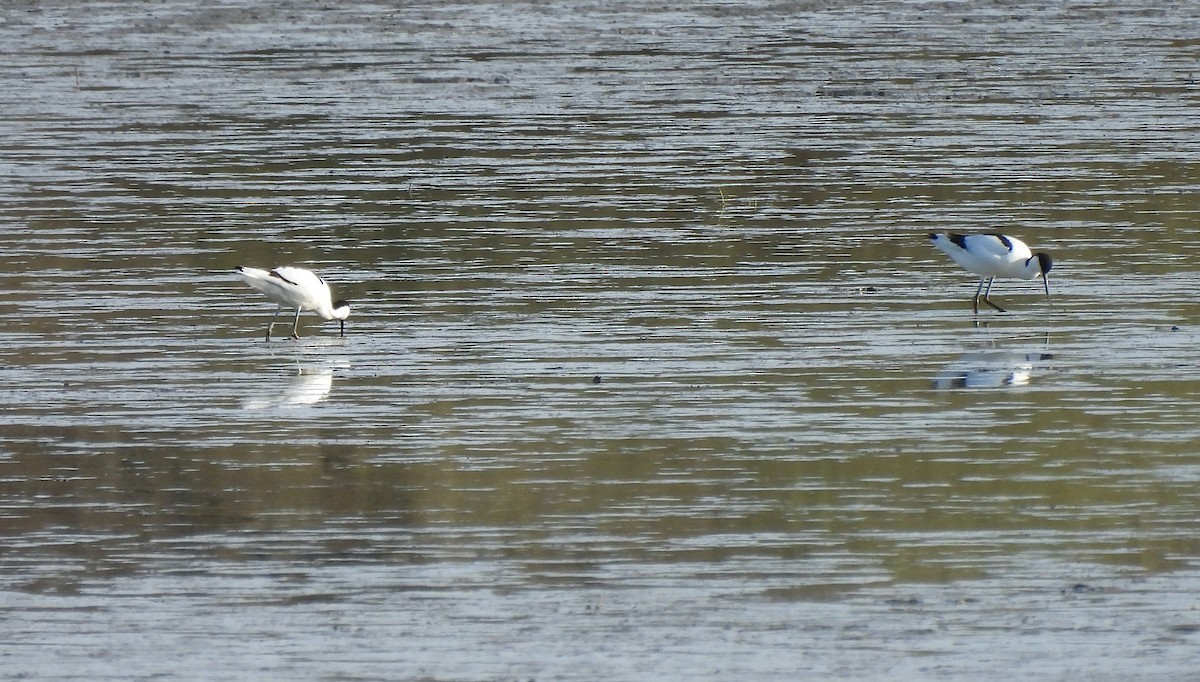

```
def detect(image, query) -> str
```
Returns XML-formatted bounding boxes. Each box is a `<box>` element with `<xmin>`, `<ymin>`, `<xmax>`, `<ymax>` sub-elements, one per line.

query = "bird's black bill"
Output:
<box><xmin>339</xmin><ymin>319</ymin><xmax>346</xmax><ymax>337</ymax></box>
<box><xmin>1043</xmin><ymin>276</ymin><xmax>1051</xmax><ymax>305</ymax></box>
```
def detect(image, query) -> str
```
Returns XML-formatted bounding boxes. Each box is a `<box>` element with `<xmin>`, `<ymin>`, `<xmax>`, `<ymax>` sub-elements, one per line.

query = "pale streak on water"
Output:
<box><xmin>3</xmin><ymin>1</ymin><xmax>1200</xmax><ymax>679</ymax></box>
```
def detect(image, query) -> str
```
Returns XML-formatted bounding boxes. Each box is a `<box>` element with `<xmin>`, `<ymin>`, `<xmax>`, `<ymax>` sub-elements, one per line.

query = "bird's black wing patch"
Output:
<box><xmin>949</xmin><ymin>234</ymin><xmax>968</xmax><ymax>249</ymax></box>
<box><xmin>992</xmin><ymin>234</ymin><xmax>1013</xmax><ymax>250</ymax></box>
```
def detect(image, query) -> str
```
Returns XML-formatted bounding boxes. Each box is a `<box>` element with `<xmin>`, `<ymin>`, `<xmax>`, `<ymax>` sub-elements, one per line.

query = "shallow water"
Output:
<box><xmin>4</xmin><ymin>1</ymin><xmax>1200</xmax><ymax>679</ymax></box>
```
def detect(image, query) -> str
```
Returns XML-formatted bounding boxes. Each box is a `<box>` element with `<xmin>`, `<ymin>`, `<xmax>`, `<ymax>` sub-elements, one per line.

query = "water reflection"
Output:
<box><xmin>933</xmin><ymin>349</ymin><xmax>1054</xmax><ymax>389</ymax></box>
<box><xmin>934</xmin><ymin>327</ymin><xmax>1053</xmax><ymax>389</ymax></box>
<box><xmin>241</xmin><ymin>361</ymin><xmax>340</xmax><ymax>409</ymax></box>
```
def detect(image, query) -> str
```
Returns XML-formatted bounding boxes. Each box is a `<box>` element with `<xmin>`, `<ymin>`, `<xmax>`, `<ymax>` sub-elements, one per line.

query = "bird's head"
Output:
<box><xmin>332</xmin><ymin>300</ymin><xmax>351</xmax><ymax>336</ymax></box>
<box><xmin>1034</xmin><ymin>253</ymin><xmax>1053</xmax><ymax>303</ymax></box>
<box><xmin>1035</xmin><ymin>252</ymin><xmax>1053</xmax><ymax>276</ymax></box>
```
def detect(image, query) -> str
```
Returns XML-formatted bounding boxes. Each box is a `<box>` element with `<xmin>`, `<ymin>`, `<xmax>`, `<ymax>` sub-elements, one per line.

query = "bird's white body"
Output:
<box><xmin>235</xmin><ymin>266</ymin><xmax>350</xmax><ymax>339</ymax></box>
<box><xmin>928</xmin><ymin>233</ymin><xmax>1053</xmax><ymax>312</ymax></box>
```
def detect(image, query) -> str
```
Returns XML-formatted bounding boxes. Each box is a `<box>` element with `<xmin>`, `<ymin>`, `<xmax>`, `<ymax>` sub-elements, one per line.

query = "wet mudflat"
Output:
<box><xmin>3</xmin><ymin>1</ymin><xmax>1200</xmax><ymax>679</ymax></box>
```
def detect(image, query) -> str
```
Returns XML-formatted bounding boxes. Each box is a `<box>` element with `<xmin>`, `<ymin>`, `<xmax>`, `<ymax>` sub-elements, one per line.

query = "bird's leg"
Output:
<box><xmin>265</xmin><ymin>306</ymin><xmax>281</xmax><ymax>341</ymax></box>
<box><xmin>981</xmin><ymin>277</ymin><xmax>1006</xmax><ymax>312</ymax></box>
<box><xmin>972</xmin><ymin>278</ymin><xmax>985</xmax><ymax>313</ymax></box>
<box><xmin>290</xmin><ymin>306</ymin><xmax>302</xmax><ymax>340</ymax></box>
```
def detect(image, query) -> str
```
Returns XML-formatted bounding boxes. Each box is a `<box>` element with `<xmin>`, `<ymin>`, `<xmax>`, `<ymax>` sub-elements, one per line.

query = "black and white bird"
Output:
<box><xmin>928</xmin><ymin>233</ymin><xmax>1053</xmax><ymax>312</ymax></box>
<box><xmin>234</xmin><ymin>266</ymin><xmax>350</xmax><ymax>340</ymax></box>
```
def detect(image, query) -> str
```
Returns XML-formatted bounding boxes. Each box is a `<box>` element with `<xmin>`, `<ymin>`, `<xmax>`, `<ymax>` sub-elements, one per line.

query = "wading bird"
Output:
<box><xmin>234</xmin><ymin>266</ymin><xmax>350</xmax><ymax>340</ymax></box>
<box><xmin>927</xmin><ymin>232</ymin><xmax>1053</xmax><ymax>313</ymax></box>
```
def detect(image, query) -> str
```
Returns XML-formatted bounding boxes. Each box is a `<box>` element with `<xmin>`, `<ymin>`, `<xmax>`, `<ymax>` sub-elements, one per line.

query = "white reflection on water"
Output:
<box><xmin>241</xmin><ymin>361</ymin><xmax>341</xmax><ymax>409</ymax></box>
<box><xmin>933</xmin><ymin>325</ymin><xmax>1053</xmax><ymax>389</ymax></box>
<box><xmin>933</xmin><ymin>349</ymin><xmax>1054</xmax><ymax>389</ymax></box>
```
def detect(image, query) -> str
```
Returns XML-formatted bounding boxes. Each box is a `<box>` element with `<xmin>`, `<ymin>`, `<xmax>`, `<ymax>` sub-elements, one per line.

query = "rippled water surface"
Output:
<box><xmin>4</xmin><ymin>1</ymin><xmax>1200</xmax><ymax>679</ymax></box>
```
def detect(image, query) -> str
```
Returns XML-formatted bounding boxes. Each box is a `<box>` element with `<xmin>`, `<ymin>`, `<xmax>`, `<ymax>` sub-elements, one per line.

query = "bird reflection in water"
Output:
<box><xmin>933</xmin><ymin>326</ymin><xmax>1052</xmax><ymax>389</ymax></box>
<box><xmin>242</xmin><ymin>362</ymin><xmax>340</xmax><ymax>409</ymax></box>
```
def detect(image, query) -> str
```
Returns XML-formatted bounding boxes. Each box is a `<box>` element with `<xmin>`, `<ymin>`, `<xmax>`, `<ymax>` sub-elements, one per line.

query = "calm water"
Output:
<box><xmin>4</xmin><ymin>1</ymin><xmax>1200</xmax><ymax>679</ymax></box>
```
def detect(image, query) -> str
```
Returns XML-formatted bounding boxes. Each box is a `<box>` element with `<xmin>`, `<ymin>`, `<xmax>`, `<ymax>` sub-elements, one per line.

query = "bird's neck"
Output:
<box><xmin>313</xmin><ymin>305</ymin><xmax>339</xmax><ymax>320</ymax></box>
<box><xmin>1022</xmin><ymin>256</ymin><xmax>1044</xmax><ymax>278</ymax></box>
